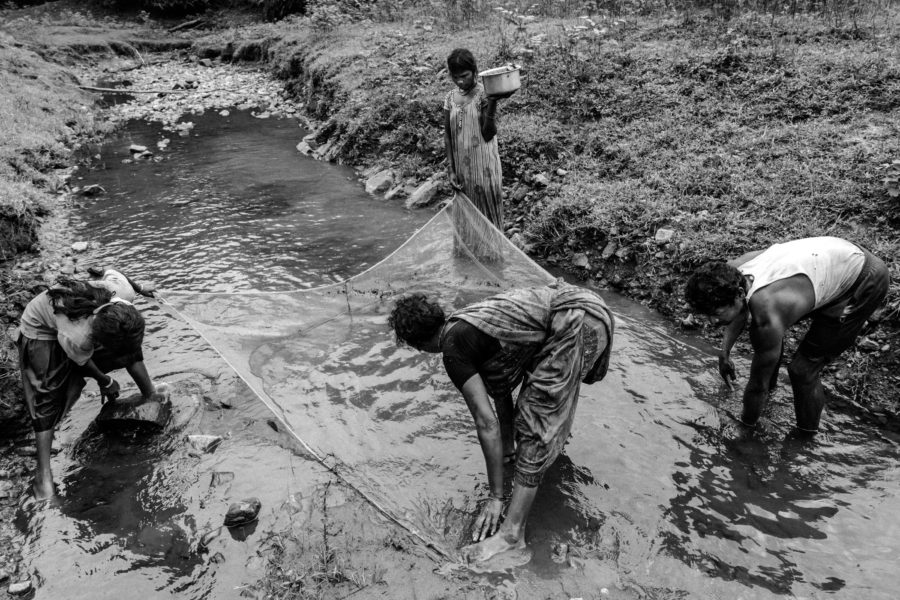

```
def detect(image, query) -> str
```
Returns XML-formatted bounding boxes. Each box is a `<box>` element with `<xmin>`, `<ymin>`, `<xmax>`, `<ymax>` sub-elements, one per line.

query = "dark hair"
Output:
<box><xmin>91</xmin><ymin>303</ymin><xmax>145</xmax><ymax>356</ymax></box>
<box><xmin>47</xmin><ymin>277</ymin><xmax>144</xmax><ymax>355</ymax></box>
<box><xmin>388</xmin><ymin>293</ymin><xmax>446</xmax><ymax>348</ymax></box>
<box><xmin>684</xmin><ymin>261</ymin><xmax>746</xmax><ymax>315</ymax></box>
<box><xmin>47</xmin><ymin>277</ymin><xmax>113</xmax><ymax>320</ymax></box>
<box><xmin>447</xmin><ymin>48</ymin><xmax>477</xmax><ymax>75</ymax></box>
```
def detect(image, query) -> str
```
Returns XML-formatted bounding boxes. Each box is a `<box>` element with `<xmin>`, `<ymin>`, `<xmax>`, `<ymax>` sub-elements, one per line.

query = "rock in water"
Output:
<box><xmin>187</xmin><ymin>434</ymin><xmax>223</xmax><ymax>453</ymax></box>
<box><xmin>96</xmin><ymin>387</ymin><xmax>172</xmax><ymax>434</ymax></box>
<box><xmin>224</xmin><ymin>498</ymin><xmax>261</xmax><ymax>527</ymax></box>
<box><xmin>8</xmin><ymin>580</ymin><xmax>32</xmax><ymax>596</ymax></box>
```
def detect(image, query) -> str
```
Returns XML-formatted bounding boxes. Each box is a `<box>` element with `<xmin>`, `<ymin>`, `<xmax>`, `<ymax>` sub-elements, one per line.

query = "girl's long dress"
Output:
<box><xmin>444</xmin><ymin>83</ymin><xmax>504</xmax><ymax>229</ymax></box>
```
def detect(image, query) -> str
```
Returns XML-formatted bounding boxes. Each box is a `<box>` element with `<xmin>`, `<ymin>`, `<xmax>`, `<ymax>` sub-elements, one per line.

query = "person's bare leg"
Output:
<box><xmin>768</xmin><ymin>340</ymin><xmax>784</xmax><ymax>393</ymax></box>
<box><xmin>33</xmin><ymin>429</ymin><xmax>56</xmax><ymax>499</ymax></box>
<box><xmin>494</xmin><ymin>394</ymin><xmax>515</xmax><ymax>461</ymax></box>
<box><xmin>465</xmin><ymin>482</ymin><xmax>536</xmax><ymax>562</ymax></box>
<box><xmin>788</xmin><ymin>353</ymin><xmax>828</xmax><ymax>432</ymax></box>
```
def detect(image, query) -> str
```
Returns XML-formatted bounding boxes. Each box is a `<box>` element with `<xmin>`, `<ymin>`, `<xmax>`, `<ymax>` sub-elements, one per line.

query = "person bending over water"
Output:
<box><xmin>15</xmin><ymin>271</ymin><xmax>159</xmax><ymax>499</ymax></box>
<box><xmin>389</xmin><ymin>281</ymin><xmax>614</xmax><ymax>562</ymax></box>
<box><xmin>685</xmin><ymin>236</ymin><xmax>889</xmax><ymax>433</ymax></box>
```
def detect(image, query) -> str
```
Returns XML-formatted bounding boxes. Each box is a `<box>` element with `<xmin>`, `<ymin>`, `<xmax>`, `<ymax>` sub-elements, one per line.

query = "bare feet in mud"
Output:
<box><xmin>463</xmin><ymin>531</ymin><xmax>529</xmax><ymax>567</ymax></box>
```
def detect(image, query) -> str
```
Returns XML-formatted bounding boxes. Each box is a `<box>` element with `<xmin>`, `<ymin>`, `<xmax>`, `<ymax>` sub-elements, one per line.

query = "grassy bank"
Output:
<box><xmin>191</xmin><ymin>3</ymin><xmax>900</xmax><ymax>418</ymax></box>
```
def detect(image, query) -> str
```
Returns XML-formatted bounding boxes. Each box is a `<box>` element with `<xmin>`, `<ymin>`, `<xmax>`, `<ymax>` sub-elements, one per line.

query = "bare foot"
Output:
<box><xmin>463</xmin><ymin>531</ymin><xmax>526</xmax><ymax>564</ymax></box>
<box><xmin>31</xmin><ymin>477</ymin><xmax>56</xmax><ymax>501</ymax></box>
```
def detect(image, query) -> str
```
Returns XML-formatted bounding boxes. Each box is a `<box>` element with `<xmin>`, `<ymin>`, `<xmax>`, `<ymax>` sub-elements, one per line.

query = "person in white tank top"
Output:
<box><xmin>684</xmin><ymin>237</ymin><xmax>889</xmax><ymax>433</ymax></box>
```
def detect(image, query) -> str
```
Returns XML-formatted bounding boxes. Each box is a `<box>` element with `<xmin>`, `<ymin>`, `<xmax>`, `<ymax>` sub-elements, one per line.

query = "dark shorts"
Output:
<box><xmin>797</xmin><ymin>248</ymin><xmax>890</xmax><ymax>361</ymax></box>
<box><xmin>17</xmin><ymin>333</ymin><xmax>144</xmax><ymax>432</ymax></box>
<box><xmin>17</xmin><ymin>335</ymin><xmax>87</xmax><ymax>432</ymax></box>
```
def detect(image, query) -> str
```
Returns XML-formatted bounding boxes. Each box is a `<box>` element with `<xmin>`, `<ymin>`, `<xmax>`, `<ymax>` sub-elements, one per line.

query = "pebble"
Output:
<box><xmin>210</xmin><ymin>471</ymin><xmax>234</xmax><ymax>487</ymax></box>
<box><xmin>8</xmin><ymin>579</ymin><xmax>32</xmax><ymax>596</ymax></box>
<box><xmin>199</xmin><ymin>527</ymin><xmax>222</xmax><ymax>549</ymax></box>
<box><xmin>186</xmin><ymin>434</ymin><xmax>223</xmax><ymax>453</ymax></box>
<box><xmin>76</xmin><ymin>61</ymin><xmax>300</xmax><ymax>134</ymax></box>
<box><xmin>224</xmin><ymin>498</ymin><xmax>262</xmax><ymax>527</ymax></box>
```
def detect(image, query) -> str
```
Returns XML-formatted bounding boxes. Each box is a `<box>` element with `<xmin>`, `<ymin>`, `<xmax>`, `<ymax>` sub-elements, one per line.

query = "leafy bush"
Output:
<box><xmin>882</xmin><ymin>160</ymin><xmax>900</xmax><ymax>199</ymax></box>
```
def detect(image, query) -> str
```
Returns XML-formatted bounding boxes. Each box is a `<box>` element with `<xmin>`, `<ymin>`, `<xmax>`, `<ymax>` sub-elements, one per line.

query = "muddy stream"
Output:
<box><xmin>17</xmin><ymin>110</ymin><xmax>900</xmax><ymax>599</ymax></box>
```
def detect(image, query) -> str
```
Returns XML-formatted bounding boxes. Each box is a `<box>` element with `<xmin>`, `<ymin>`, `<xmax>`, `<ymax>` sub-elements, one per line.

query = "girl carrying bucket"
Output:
<box><xmin>443</xmin><ymin>48</ymin><xmax>512</xmax><ymax>231</ymax></box>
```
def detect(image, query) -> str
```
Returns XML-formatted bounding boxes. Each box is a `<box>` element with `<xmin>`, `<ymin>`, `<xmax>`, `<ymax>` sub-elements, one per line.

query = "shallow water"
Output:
<box><xmin>21</xmin><ymin>110</ymin><xmax>900</xmax><ymax>600</ymax></box>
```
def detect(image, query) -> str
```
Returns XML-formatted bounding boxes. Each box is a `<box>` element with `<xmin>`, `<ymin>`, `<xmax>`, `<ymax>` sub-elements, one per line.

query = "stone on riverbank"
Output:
<box><xmin>405</xmin><ymin>179</ymin><xmax>442</xmax><ymax>209</ymax></box>
<box><xmin>365</xmin><ymin>169</ymin><xmax>393</xmax><ymax>195</ymax></box>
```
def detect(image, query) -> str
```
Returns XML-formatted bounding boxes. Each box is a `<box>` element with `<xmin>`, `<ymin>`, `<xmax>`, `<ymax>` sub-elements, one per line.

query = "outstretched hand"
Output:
<box><xmin>473</xmin><ymin>497</ymin><xmax>504</xmax><ymax>542</ymax></box>
<box><xmin>718</xmin><ymin>354</ymin><xmax>737</xmax><ymax>390</ymax></box>
<box><xmin>138</xmin><ymin>281</ymin><xmax>158</xmax><ymax>298</ymax></box>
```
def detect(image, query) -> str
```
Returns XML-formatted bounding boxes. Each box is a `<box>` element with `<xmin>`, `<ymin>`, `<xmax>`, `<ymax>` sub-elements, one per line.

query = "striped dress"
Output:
<box><xmin>444</xmin><ymin>82</ymin><xmax>504</xmax><ymax>229</ymax></box>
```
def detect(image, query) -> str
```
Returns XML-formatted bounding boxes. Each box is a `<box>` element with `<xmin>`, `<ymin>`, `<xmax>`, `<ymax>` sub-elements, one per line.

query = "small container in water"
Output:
<box><xmin>479</xmin><ymin>64</ymin><xmax>521</xmax><ymax>96</ymax></box>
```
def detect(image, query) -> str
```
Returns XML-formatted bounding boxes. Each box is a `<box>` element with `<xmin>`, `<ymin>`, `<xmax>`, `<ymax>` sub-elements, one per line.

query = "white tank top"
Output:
<box><xmin>740</xmin><ymin>237</ymin><xmax>864</xmax><ymax>309</ymax></box>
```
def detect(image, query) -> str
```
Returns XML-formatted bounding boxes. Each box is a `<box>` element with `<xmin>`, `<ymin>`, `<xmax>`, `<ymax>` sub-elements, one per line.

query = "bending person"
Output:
<box><xmin>389</xmin><ymin>281</ymin><xmax>614</xmax><ymax>562</ymax></box>
<box><xmin>16</xmin><ymin>272</ymin><xmax>158</xmax><ymax>499</ymax></box>
<box><xmin>685</xmin><ymin>236</ymin><xmax>889</xmax><ymax>433</ymax></box>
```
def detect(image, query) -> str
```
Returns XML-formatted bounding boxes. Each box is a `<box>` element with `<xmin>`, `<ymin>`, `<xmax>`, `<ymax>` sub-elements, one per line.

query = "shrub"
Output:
<box><xmin>881</xmin><ymin>159</ymin><xmax>900</xmax><ymax>199</ymax></box>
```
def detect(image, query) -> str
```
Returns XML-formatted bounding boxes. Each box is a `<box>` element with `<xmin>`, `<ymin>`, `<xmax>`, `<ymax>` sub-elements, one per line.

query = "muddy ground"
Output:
<box><xmin>1</xmin><ymin>1</ymin><xmax>899</xmax><ymax>598</ymax></box>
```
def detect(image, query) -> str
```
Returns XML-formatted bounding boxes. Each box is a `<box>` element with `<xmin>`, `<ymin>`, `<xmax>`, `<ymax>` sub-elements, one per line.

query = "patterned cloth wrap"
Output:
<box><xmin>447</xmin><ymin>281</ymin><xmax>615</xmax><ymax>487</ymax></box>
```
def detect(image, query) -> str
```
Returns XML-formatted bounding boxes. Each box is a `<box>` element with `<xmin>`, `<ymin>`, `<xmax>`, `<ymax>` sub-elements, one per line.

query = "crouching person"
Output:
<box><xmin>16</xmin><ymin>273</ymin><xmax>158</xmax><ymax>499</ymax></box>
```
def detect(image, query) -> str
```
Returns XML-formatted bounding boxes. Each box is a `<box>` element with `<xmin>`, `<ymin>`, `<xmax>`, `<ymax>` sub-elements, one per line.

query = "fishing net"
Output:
<box><xmin>162</xmin><ymin>193</ymin><xmax>554</xmax><ymax>558</ymax></box>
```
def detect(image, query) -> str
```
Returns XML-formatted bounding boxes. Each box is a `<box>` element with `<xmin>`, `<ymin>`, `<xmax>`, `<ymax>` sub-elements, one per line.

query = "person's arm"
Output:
<box><xmin>741</xmin><ymin>318</ymin><xmax>786</xmax><ymax>426</ymax></box>
<box><xmin>126</xmin><ymin>361</ymin><xmax>156</xmax><ymax>399</ymax></box>
<box><xmin>729</xmin><ymin>249</ymin><xmax>764</xmax><ymax>268</ymax></box>
<box><xmin>459</xmin><ymin>372</ymin><xmax>506</xmax><ymax>540</ymax></box>
<box><xmin>719</xmin><ymin>306</ymin><xmax>749</xmax><ymax>389</ymax></box>
<box><xmin>479</xmin><ymin>96</ymin><xmax>498</xmax><ymax>143</ymax></box>
<box><xmin>443</xmin><ymin>108</ymin><xmax>461</xmax><ymax>190</ymax></box>
<box><xmin>122</xmin><ymin>273</ymin><xmax>156</xmax><ymax>298</ymax></box>
<box><xmin>80</xmin><ymin>359</ymin><xmax>120</xmax><ymax>402</ymax></box>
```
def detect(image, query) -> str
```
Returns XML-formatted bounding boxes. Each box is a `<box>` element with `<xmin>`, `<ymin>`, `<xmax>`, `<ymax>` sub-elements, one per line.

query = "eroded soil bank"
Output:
<box><xmin>2</xmin><ymin>1</ymin><xmax>900</xmax><ymax>598</ymax></box>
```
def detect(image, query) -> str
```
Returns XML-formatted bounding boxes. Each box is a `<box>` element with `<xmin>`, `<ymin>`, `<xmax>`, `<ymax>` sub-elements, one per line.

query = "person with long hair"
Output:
<box><xmin>389</xmin><ymin>281</ymin><xmax>614</xmax><ymax>562</ymax></box>
<box><xmin>15</xmin><ymin>272</ymin><xmax>158</xmax><ymax>499</ymax></box>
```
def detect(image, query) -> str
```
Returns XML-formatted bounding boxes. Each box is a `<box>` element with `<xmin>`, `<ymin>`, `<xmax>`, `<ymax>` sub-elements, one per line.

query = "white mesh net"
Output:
<box><xmin>162</xmin><ymin>193</ymin><xmax>554</xmax><ymax>557</ymax></box>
